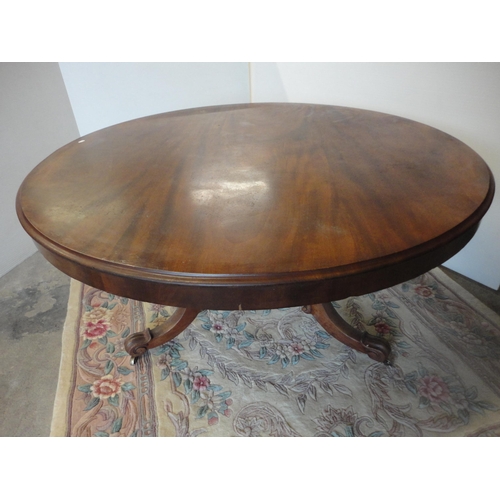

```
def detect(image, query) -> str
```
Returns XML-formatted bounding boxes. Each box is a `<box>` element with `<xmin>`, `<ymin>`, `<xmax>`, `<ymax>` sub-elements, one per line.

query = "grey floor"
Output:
<box><xmin>0</xmin><ymin>252</ymin><xmax>499</xmax><ymax>437</ymax></box>
<box><xmin>0</xmin><ymin>252</ymin><xmax>70</xmax><ymax>436</ymax></box>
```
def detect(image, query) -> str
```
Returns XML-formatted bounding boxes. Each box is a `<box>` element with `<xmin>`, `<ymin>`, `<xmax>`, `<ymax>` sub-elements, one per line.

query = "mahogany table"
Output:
<box><xmin>16</xmin><ymin>103</ymin><xmax>495</xmax><ymax>364</ymax></box>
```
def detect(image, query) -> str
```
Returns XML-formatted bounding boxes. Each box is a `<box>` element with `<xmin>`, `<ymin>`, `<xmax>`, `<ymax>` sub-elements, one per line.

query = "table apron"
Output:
<box><xmin>33</xmin><ymin>223</ymin><xmax>479</xmax><ymax>310</ymax></box>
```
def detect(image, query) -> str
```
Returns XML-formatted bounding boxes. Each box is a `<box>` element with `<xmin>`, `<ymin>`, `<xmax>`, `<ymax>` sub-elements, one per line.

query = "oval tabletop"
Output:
<box><xmin>17</xmin><ymin>103</ymin><xmax>495</xmax><ymax>309</ymax></box>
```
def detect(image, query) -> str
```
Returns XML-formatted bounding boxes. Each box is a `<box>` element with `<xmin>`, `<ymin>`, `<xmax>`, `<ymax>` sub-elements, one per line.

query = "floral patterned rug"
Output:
<box><xmin>51</xmin><ymin>268</ymin><xmax>500</xmax><ymax>437</ymax></box>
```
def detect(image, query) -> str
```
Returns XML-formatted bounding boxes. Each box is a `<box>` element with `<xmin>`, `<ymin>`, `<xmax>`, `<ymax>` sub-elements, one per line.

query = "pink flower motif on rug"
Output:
<box><xmin>374</xmin><ymin>319</ymin><xmax>391</xmax><ymax>335</ymax></box>
<box><xmin>288</xmin><ymin>342</ymin><xmax>305</xmax><ymax>355</ymax></box>
<box><xmin>193</xmin><ymin>375</ymin><xmax>210</xmax><ymax>391</ymax></box>
<box><xmin>210</xmin><ymin>320</ymin><xmax>226</xmax><ymax>333</ymax></box>
<box><xmin>83</xmin><ymin>319</ymin><xmax>109</xmax><ymax>339</ymax></box>
<box><xmin>414</xmin><ymin>285</ymin><xmax>435</xmax><ymax>299</ymax></box>
<box><xmin>91</xmin><ymin>375</ymin><xmax>122</xmax><ymax>399</ymax></box>
<box><xmin>418</xmin><ymin>375</ymin><xmax>450</xmax><ymax>403</ymax></box>
<box><xmin>52</xmin><ymin>270</ymin><xmax>500</xmax><ymax>437</ymax></box>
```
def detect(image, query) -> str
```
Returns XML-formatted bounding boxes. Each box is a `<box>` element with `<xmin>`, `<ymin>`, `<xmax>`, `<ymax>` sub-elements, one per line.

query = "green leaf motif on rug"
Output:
<box><xmin>85</xmin><ymin>397</ymin><xmax>100</xmax><ymax>411</ymax></box>
<box><xmin>58</xmin><ymin>271</ymin><xmax>500</xmax><ymax>437</ymax></box>
<box><xmin>151</xmin><ymin>335</ymin><xmax>233</xmax><ymax>427</ymax></box>
<box><xmin>112</xmin><ymin>417</ymin><xmax>123</xmax><ymax>433</ymax></box>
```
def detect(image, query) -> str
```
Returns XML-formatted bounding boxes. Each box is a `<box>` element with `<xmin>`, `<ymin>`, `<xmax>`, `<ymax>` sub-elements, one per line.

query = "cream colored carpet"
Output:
<box><xmin>51</xmin><ymin>268</ymin><xmax>500</xmax><ymax>436</ymax></box>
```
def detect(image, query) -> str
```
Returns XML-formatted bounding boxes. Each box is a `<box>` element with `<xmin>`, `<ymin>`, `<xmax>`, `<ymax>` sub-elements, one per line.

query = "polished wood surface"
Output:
<box><xmin>125</xmin><ymin>307</ymin><xmax>201</xmax><ymax>360</ymax></box>
<box><xmin>17</xmin><ymin>103</ymin><xmax>494</xmax><ymax>311</ymax></box>
<box><xmin>303</xmin><ymin>304</ymin><xmax>391</xmax><ymax>363</ymax></box>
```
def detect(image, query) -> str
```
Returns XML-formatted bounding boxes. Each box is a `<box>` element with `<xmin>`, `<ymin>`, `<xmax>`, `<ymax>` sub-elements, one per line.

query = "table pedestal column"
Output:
<box><xmin>124</xmin><ymin>302</ymin><xmax>391</xmax><ymax>365</ymax></box>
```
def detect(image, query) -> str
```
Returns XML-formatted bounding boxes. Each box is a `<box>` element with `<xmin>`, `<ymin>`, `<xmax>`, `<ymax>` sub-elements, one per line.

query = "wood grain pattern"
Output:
<box><xmin>303</xmin><ymin>304</ymin><xmax>391</xmax><ymax>363</ymax></box>
<box><xmin>17</xmin><ymin>103</ymin><xmax>495</xmax><ymax>309</ymax></box>
<box><xmin>124</xmin><ymin>307</ymin><xmax>201</xmax><ymax>359</ymax></box>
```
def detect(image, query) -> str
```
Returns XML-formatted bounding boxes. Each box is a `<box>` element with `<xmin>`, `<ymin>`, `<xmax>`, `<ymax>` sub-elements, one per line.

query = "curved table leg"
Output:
<box><xmin>125</xmin><ymin>307</ymin><xmax>201</xmax><ymax>361</ymax></box>
<box><xmin>303</xmin><ymin>303</ymin><xmax>391</xmax><ymax>364</ymax></box>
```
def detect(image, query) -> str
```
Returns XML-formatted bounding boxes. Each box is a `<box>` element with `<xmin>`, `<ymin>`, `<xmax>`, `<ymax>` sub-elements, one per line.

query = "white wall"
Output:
<box><xmin>251</xmin><ymin>62</ymin><xmax>500</xmax><ymax>289</ymax></box>
<box><xmin>0</xmin><ymin>63</ymin><xmax>80</xmax><ymax>277</ymax></box>
<box><xmin>59</xmin><ymin>62</ymin><xmax>250</xmax><ymax>135</ymax></box>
